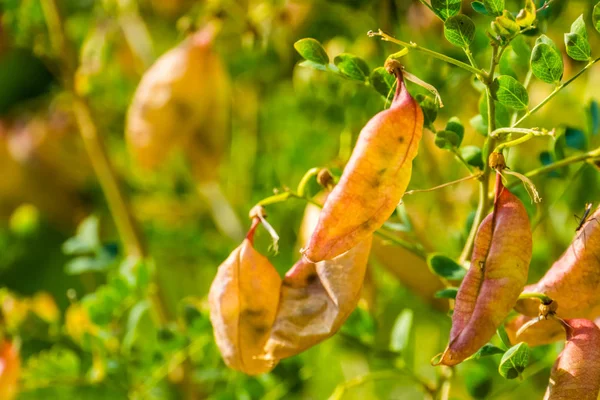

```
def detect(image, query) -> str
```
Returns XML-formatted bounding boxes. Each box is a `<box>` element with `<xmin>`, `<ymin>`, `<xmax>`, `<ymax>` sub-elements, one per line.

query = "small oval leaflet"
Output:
<box><xmin>499</xmin><ymin>342</ymin><xmax>530</xmax><ymax>379</ymax></box>
<box><xmin>294</xmin><ymin>38</ymin><xmax>329</xmax><ymax>65</ymax></box>
<box><xmin>427</xmin><ymin>254</ymin><xmax>466</xmax><ymax>280</ymax></box>
<box><xmin>444</xmin><ymin>15</ymin><xmax>476</xmax><ymax>48</ymax></box>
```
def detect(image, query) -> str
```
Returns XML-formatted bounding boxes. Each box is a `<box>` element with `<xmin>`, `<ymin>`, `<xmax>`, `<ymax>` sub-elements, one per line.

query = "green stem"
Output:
<box><xmin>464</xmin><ymin>48</ymin><xmax>478</xmax><ymax>70</ymax></box>
<box><xmin>459</xmin><ymin>44</ymin><xmax>501</xmax><ymax>264</ymax></box>
<box><xmin>512</xmin><ymin>147</ymin><xmax>600</xmax><ymax>185</ymax></box>
<box><xmin>328</xmin><ymin>369</ymin><xmax>434</xmax><ymax>400</ymax></box>
<box><xmin>368</xmin><ymin>30</ymin><xmax>484</xmax><ymax>76</ymax></box>
<box><xmin>490</xmin><ymin>127</ymin><xmax>549</xmax><ymax>138</ymax></box>
<box><xmin>494</xmin><ymin>133</ymin><xmax>533</xmax><ymax>153</ymax></box>
<box><xmin>296</xmin><ymin>167</ymin><xmax>320</xmax><ymax>197</ymax></box>
<box><xmin>513</xmin><ymin>57</ymin><xmax>600</xmax><ymax>128</ymax></box>
<box><xmin>375</xmin><ymin>228</ymin><xmax>427</xmax><ymax>260</ymax></box>
<box><xmin>452</xmin><ymin>149</ymin><xmax>474</xmax><ymax>173</ymax></box>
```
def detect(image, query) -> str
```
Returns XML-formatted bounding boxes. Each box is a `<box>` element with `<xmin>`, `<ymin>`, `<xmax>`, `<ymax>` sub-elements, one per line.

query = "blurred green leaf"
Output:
<box><xmin>493</xmin><ymin>75</ymin><xmax>529</xmax><ymax>110</ymax></box>
<box><xmin>62</xmin><ymin>215</ymin><xmax>101</xmax><ymax>255</ymax></box>
<box><xmin>416</xmin><ymin>94</ymin><xmax>439</xmax><ymax>127</ymax></box>
<box><xmin>499</xmin><ymin>342</ymin><xmax>530</xmax><ymax>379</ymax></box>
<box><xmin>444</xmin><ymin>15</ymin><xmax>476</xmax><ymax>47</ymax></box>
<box><xmin>471</xmin><ymin>1</ymin><xmax>489</xmax><ymax>15</ymax></box>
<box><xmin>390</xmin><ymin>309</ymin><xmax>413</xmax><ymax>353</ymax></box>
<box><xmin>468</xmin><ymin>343</ymin><xmax>506</xmax><ymax>360</ymax></box>
<box><xmin>483</xmin><ymin>0</ymin><xmax>504</xmax><ymax>16</ymax></box>
<box><xmin>445</xmin><ymin>117</ymin><xmax>465</xmax><ymax>146</ymax></box>
<box><xmin>334</xmin><ymin>53</ymin><xmax>369</xmax><ymax>81</ymax></box>
<box><xmin>294</xmin><ymin>38</ymin><xmax>329</xmax><ymax>64</ymax></box>
<box><xmin>435</xmin><ymin>130</ymin><xmax>461</xmax><ymax>149</ymax></box>
<box><xmin>370</xmin><ymin>67</ymin><xmax>396</xmax><ymax>99</ymax></box>
<box><xmin>22</xmin><ymin>346</ymin><xmax>81</xmax><ymax>389</ymax></box>
<box><xmin>589</xmin><ymin>100</ymin><xmax>599</xmax><ymax>135</ymax></box>
<box><xmin>434</xmin><ymin>287</ymin><xmax>458</xmax><ymax>299</ymax></box>
<box><xmin>496</xmin><ymin>325</ymin><xmax>512</xmax><ymax>349</ymax></box>
<box><xmin>531</xmin><ymin>35</ymin><xmax>563</xmax><ymax>84</ymax></box>
<box><xmin>431</xmin><ymin>0</ymin><xmax>462</xmax><ymax>21</ymax></box>
<box><xmin>427</xmin><ymin>254</ymin><xmax>466</xmax><ymax>280</ymax></box>
<box><xmin>564</xmin><ymin>15</ymin><xmax>591</xmax><ymax>61</ymax></box>
<box><xmin>465</xmin><ymin>367</ymin><xmax>493</xmax><ymax>399</ymax></box>
<box><xmin>594</xmin><ymin>2</ymin><xmax>600</xmax><ymax>34</ymax></box>
<box><xmin>298</xmin><ymin>60</ymin><xmax>328</xmax><ymax>72</ymax></box>
<box><xmin>460</xmin><ymin>145</ymin><xmax>484</xmax><ymax>169</ymax></box>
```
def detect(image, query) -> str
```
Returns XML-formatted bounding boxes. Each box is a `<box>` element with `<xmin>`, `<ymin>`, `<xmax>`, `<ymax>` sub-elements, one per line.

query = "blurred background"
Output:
<box><xmin>0</xmin><ymin>0</ymin><xmax>599</xmax><ymax>398</ymax></box>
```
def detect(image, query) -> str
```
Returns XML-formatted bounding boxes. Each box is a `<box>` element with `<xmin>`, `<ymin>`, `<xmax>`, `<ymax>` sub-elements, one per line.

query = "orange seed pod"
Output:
<box><xmin>264</xmin><ymin>235</ymin><xmax>372</xmax><ymax>360</ymax></box>
<box><xmin>208</xmin><ymin>219</ymin><xmax>281</xmax><ymax>375</ymax></box>
<box><xmin>439</xmin><ymin>176</ymin><xmax>532</xmax><ymax>366</ymax></box>
<box><xmin>302</xmin><ymin>60</ymin><xmax>423</xmax><ymax>262</ymax></box>
<box><xmin>545</xmin><ymin>319</ymin><xmax>600</xmax><ymax>400</ymax></box>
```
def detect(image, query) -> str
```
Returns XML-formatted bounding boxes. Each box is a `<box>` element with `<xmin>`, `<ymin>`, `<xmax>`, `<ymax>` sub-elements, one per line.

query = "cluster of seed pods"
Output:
<box><xmin>209</xmin><ymin>60</ymin><xmax>423</xmax><ymax>373</ymax></box>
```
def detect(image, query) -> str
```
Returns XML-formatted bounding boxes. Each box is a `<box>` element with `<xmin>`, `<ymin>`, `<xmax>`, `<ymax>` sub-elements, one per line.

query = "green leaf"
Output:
<box><xmin>390</xmin><ymin>309</ymin><xmax>413</xmax><ymax>353</ymax></box>
<box><xmin>294</xmin><ymin>38</ymin><xmax>329</xmax><ymax>64</ymax></box>
<box><xmin>496</xmin><ymin>325</ymin><xmax>512</xmax><ymax>349</ymax></box>
<box><xmin>590</xmin><ymin>100</ymin><xmax>599</xmax><ymax>135</ymax></box>
<box><xmin>565</xmin><ymin>15</ymin><xmax>591</xmax><ymax>61</ymax></box>
<box><xmin>498</xmin><ymin>342</ymin><xmax>530</xmax><ymax>379</ymax></box>
<box><xmin>434</xmin><ymin>287</ymin><xmax>458</xmax><ymax>299</ymax></box>
<box><xmin>471</xmin><ymin>1</ymin><xmax>488</xmax><ymax>15</ymax></box>
<box><xmin>370</xmin><ymin>67</ymin><xmax>396</xmax><ymax>99</ymax></box>
<box><xmin>333</xmin><ymin>53</ymin><xmax>369</xmax><ymax>82</ymax></box>
<box><xmin>298</xmin><ymin>60</ymin><xmax>328</xmax><ymax>72</ymax></box>
<box><xmin>62</xmin><ymin>215</ymin><xmax>101</xmax><ymax>255</ymax></box>
<box><xmin>122</xmin><ymin>301</ymin><xmax>155</xmax><ymax>354</ymax></box>
<box><xmin>431</xmin><ymin>0</ymin><xmax>461</xmax><ymax>21</ymax></box>
<box><xmin>465</xmin><ymin>367</ymin><xmax>493</xmax><ymax>399</ymax></box>
<box><xmin>427</xmin><ymin>253</ymin><xmax>466</xmax><ymax>280</ymax></box>
<box><xmin>445</xmin><ymin>117</ymin><xmax>464</xmax><ymax>146</ymax></box>
<box><xmin>483</xmin><ymin>0</ymin><xmax>504</xmax><ymax>16</ymax></box>
<box><xmin>493</xmin><ymin>75</ymin><xmax>529</xmax><ymax>110</ymax></box>
<box><xmin>22</xmin><ymin>346</ymin><xmax>81</xmax><ymax>389</ymax></box>
<box><xmin>531</xmin><ymin>35</ymin><xmax>563</xmax><ymax>84</ymax></box>
<box><xmin>435</xmin><ymin>130</ymin><xmax>461</xmax><ymax>149</ymax></box>
<box><xmin>594</xmin><ymin>2</ymin><xmax>600</xmax><ymax>34</ymax></box>
<box><xmin>468</xmin><ymin>344</ymin><xmax>506</xmax><ymax>360</ymax></box>
<box><xmin>444</xmin><ymin>15</ymin><xmax>476</xmax><ymax>48</ymax></box>
<box><xmin>460</xmin><ymin>145</ymin><xmax>484</xmax><ymax>169</ymax></box>
<box><xmin>416</xmin><ymin>94</ymin><xmax>439</xmax><ymax>127</ymax></box>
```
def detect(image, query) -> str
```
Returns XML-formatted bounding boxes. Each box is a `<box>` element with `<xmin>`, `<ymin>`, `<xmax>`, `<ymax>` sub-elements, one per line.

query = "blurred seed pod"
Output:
<box><xmin>125</xmin><ymin>23</ymin><xmax>229</xmax><ymax>182</ymax></box>
<box><xmin>0</xmin><ymin>340</ymin><xmax>20</xmax><ymax>400</ymax></box>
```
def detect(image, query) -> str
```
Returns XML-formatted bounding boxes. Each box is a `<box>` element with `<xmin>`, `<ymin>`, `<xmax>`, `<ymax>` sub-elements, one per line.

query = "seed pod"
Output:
<box><xmin>516</xmin><ymin>205</ymin><xmax>600</xmax><ymax>321</ymax></box>
<box><xmin>439</xmin><ymin>177</ymin><xmax>532</xmax><ymax>366</ymax></box>
<box><xmin>302</xmin><ymin>60</ymin><xmax>423</xmax><ymax>262</ymax></box>
<box><xmin>545</xmin><ymin>319</ymin><xmax>600</xmax><ymax>400</ymax></box>
<box><xmin>264</xmin><ymin>235</ymin><xmax>373</xmax><ymax>360</ymax></box>
<box><xmin>0</xmin><ymin>340</ymin><xmax>20</xmax><ymax>400</ymax></box>
<box><xmin>208</xmin><ymin>220</ymin><xmax>281</xmax><ymax>375</ymax></box>
<box><xmin>126</xmin><ymin>23</ymin><xmax>229</xmax><ymax>182</ymax></box>
<box><xmin>505</xmin><ymin>315</ymin><xmax>564</xmax><ymax>347</ymax></box>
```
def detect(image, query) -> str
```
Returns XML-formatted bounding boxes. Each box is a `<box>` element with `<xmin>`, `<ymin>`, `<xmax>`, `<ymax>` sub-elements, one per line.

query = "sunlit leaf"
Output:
<box><xmin>333</xmin><ymin>53</ymin><xmax>369</xmax><ymax>82</ymax></box>
<box><xmin>444</xmin><ymin>15</ymin><xmax>476</xmax><ymax>48</ymax></box>
<box><xmin>498</xmin><ymin>342</ymin><xmax>530</xmax><ymax>379</ymax></box>
<box><xmin>294</xmin><ymin>38</ymin><xmax>329</xmax><ymax>64</ymax></box>
<box><xmin>431</xmin><ymin>0</ymin><xmax>461</xmax><ymax>21</ymax></box>
<box><xmin>531</xmin><ymin>35</ymin><xmax>563</xmax><ymax>84</ymax></box>
<box><xmin>493</xmin><ymin>75</ymin><xmax>529</xmax><ymax>110</ymax></box>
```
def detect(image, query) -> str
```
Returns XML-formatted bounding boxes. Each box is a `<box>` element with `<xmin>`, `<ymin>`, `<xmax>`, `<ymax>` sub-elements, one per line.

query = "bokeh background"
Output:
<box><xmin>0</xmin><ymin>0</ymin><xmax>599</xmax><ymax>398</ymax></box>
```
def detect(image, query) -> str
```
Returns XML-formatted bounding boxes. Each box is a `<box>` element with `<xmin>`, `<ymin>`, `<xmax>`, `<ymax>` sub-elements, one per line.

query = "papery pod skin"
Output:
<box><xmin>440</xmin><ymin>181</ymin><xmax>532</xmax><ymax>366</ymax></box>
<box><xmin>544</xmin><ymin>319</ymin><xmax>600</xmax><ymax>400</ymax></box>
<box><xmin>126</xmin><ymin>23</ymin><xmax>229</xmax><ymax>181</ymax></box>
<box><xmin>302</xmin><ymin>62</ymin><xmax>423</xmax><ymax>262</ymax></box>
<box><xmin>0</xmin><ymin>340</ymin><xmax>20</xmax><ymax>400</ymax></box>
<box><xmin>505</xmin><ymin>315</ymin><xmax>564</xmax><ymax>347</ymax></box>
<box><xmin>516</xmin><ymin>205</ymin><xmax>600</xmax><ymax>322</ymax></box>
<box><xmin>208</xmin><ymin>224</ymin><xmax>281</xmax><ymax>375</ymax></box>
<box><xmin>264</xmin><ymin>235</ymin><xmax>373</xmax><ymax>360</ymax></box>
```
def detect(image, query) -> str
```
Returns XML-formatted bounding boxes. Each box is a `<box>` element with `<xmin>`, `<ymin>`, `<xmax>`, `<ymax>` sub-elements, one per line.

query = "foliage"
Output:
<box><xmin>0</xmin><ymin>0</ymin><xmax>600</xmax><ymax>399</ymax></box>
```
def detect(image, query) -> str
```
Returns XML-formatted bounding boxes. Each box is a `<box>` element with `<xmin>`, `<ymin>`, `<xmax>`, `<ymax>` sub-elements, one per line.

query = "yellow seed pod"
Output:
<box><xmin>126</xmin><ymin>23</ymin><xmax>230</xmax><ymax>183</ymax></box>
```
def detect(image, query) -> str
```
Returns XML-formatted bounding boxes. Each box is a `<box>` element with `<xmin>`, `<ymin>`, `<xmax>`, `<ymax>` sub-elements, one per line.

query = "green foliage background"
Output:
<box><xmin>0</xmin><ymin>0</ymin><xmax>600</xmax><ymax>399</ymax></box>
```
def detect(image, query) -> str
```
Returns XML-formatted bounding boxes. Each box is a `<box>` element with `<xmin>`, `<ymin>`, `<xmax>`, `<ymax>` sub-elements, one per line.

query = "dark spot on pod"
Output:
<box><xmin>252</xmin><ymin>324</ymin><xmax>269</xmax><ymax>335</ymax></box>
<box><xmin>242</xmin><ymin>308</ymin><xmax>266</xmax><ymax>319</ymax></box>
<box><xmin>398</xmin><ymin>136</ymin><xmax>405</xmax><ymax>143</ymax></box>
<box><xmin>306</xmin><ymin>273</ymin><xmax>318</xmax><ymax>284</ymax></box>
